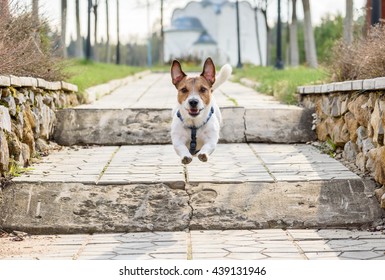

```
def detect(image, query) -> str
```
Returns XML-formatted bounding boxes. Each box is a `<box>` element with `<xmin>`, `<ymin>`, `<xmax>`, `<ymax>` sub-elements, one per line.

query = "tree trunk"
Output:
<box><xmin>260</xmin><ymin>0</ymin><xmax>271</xmax><ymax>65</ymax></box>
<box><xmin>302</xmin><ymin>0</ymin><xmax>317</xmax><ymax>68</ymax></box>
<box><xmin>32</xmin><ymin>0</ymin><xmax>39</xmax><ymax>21</ymax></box>
<box><xmin>0</xmin><ymin>0</ymin><xmax>9</xmax><ymax>19</ymax></box>
<box><xmin>116</xmin><ymin>0</ymin><xmax>120</xmax><ymax>64</ymax></box>
<box><xmin>105</xmin><ymin>0</ymin><xmax>111</xmax><ymax>63</ymax></box>
<box><xmin>75</xmin><ymin>0</ymin><xmax>83</xmax><ymax>58</ymax></box>
<box><xmin>93</xmin><ymin>1</ymin><xmax>99</xmax><ymax>61</ymax></box>
<box><xmin>61</xmin><ymin>0</ymin><xmax>67</xmax><ymax>58</ymax></box>
<box><xmin>159</xmin><ymin>0</ymin><xmax>164</xmax><ymax>65</ymax></box>
<box><xmin>343</xmin><ymin>0</ymin><xmax>354</xmax><ymax>44</ymax></box>
<box><xmin>86</xmin><ymin>0</ymin><xmax>92</xmax><ymax>60</ymax></box>
<box><xmin>289</xmin><ymin>0</ymin><xmax>299</xmax><ymax>66</ymax></box>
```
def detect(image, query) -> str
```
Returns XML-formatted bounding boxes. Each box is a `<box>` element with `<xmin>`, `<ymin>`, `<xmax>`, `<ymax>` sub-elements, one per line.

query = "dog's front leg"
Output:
<box><xmin>197</xmin><ymin>142</ymin><xmax>216</xmax><ymax>162</ymax></box>
<box><xmin>173</xmin><ymin>143</ymin><xmax>193</xmax><ymax>164</ymax></box>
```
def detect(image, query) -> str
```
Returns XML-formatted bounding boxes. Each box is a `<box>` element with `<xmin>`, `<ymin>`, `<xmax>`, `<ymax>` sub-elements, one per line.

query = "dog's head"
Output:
<box><xmin>171</xmin><ymin>58</ymin><xmax>215</xmax><ymax>118</ymax></box>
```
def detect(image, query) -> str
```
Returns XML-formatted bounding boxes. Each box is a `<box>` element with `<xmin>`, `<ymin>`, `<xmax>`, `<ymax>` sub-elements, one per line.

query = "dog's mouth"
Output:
<box><xmin>187</xmin><ymin>108</ymin><xmax>202</xmax><ymax>117</ymax></box>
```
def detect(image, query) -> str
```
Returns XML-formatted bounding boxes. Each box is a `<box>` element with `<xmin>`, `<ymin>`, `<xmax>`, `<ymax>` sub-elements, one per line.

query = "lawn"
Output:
<box><xmin>65</xmin><ymin>59</ymin><xmax>146</xmax><ymax>93</ymax></box>
<box><xmin>233</xmin><ymin>65</ymin><xmax>329</xmax><ymax>104</ymax></box>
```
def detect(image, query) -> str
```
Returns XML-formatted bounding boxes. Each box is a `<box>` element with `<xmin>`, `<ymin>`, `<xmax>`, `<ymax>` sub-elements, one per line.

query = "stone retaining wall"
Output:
<box><xmin>0</xmin><ymin>75</ymin><xmax>79</xmax><ymax>176</ymax></box>
<box><xmin>298</xmin><ymin>78</ymin><xmax>385</xmax><ymax>208</ymax></box>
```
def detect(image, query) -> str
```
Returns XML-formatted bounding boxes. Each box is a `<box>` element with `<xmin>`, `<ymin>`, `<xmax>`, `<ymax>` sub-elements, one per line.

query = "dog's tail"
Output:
<box><xmin>212</xmin><ymin>64</ymin><xmax>232</xmax><ymax>91</ymax></box>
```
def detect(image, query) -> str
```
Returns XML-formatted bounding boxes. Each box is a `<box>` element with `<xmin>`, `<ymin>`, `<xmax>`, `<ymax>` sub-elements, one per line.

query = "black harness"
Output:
<box><xmin>176</xmin><ymin>107</ymin><xmax>214</xmax><ymax>155</ymax></box>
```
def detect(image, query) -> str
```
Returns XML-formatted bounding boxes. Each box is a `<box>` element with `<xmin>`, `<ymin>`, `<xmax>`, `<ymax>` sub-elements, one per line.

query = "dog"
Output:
<box><xmin>170</xmin><ymin>57</ymin><xmax>232</xmax><ymax>164</ymax></box>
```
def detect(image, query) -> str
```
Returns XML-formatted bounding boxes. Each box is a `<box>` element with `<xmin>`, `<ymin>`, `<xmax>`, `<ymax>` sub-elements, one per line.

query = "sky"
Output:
<box><xmin>15</xmin><ymin>0</ymin><xmax>367</xmax><ymax>45</ymax></box>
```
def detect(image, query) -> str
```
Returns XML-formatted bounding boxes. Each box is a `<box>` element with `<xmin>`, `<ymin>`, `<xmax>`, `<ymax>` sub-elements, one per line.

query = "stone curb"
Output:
<box><xmin>0</xmin><ymin>75</ymin><xmax>78</xmax><ymax>92</ymax></box>
<box><xmin>297</xmin><ymin>77</ymin><xmax>385</xmax><ymax>94</ymax></box>
<box><xmin>83</xmin><ymin>70</ymin><xmax>151</xmax><ymax>103</ymax></box>
<box><xmin>1</xmin><ymin>180</ymin><xmax>381</xmax><ymax>234</ymax></box>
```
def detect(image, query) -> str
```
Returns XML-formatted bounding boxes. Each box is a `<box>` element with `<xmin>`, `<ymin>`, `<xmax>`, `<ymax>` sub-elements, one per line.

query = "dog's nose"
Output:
<box><xmin>189</xmin><ymin>99</ymin><xmax>199</xmax><ymax>108</ymax></box>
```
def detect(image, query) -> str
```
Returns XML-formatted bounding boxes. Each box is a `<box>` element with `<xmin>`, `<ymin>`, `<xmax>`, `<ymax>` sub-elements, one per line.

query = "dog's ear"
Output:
<box><xmin>201</xmin><ymin>57</ymin><xmax>215</xmax><ymax>86</ymax></box>
<box><xmin>171</xmin><ymin>60</ymin><xmax>186</xmax><ymax>86</ymax></box>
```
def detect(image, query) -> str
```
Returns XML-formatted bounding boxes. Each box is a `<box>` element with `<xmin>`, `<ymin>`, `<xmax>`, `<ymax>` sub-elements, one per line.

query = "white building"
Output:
<box><xmin>164</xmin><ymin>0</ymin><xmax>267</xmax><ymax>66</ymax></box>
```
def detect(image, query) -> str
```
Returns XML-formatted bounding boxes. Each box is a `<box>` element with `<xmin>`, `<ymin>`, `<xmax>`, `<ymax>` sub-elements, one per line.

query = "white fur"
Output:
<box><xmin>171</xmin><ymin>64</ymin><xmax>232</xmax><ymax>164</ymax></box>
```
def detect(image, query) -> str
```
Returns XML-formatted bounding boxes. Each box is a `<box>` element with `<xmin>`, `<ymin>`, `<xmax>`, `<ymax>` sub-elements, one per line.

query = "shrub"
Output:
<box><xmin>329</xmin><ymin>24</ymin><xmax>385</xmax><ymax>81</ymax></box>
<box><xmin>0</xmin><ymin>5</ymin><xmax>67</xmax><ymax>81</ymax></box>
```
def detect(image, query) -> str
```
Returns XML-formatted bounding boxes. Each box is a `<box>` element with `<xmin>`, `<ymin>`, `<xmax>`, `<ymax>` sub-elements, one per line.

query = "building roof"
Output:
<box><xmin>167</xmin><ymin>16</ymin><xmax>205</xmax><ymax>32</ymax></box>
<box><xmin>193</xmin><ymin>31</ymin><xmax>217</xmax><ymax>45</ymax></box>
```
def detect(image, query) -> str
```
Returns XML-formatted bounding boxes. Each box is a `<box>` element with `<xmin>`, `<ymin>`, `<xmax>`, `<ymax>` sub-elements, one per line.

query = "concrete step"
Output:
<box><xmin>53</xmin><ymin>73</ymin><xmax>315</xmax><ymax>145</ymax></box>
<box><xmin>1</xmin><ymin>144</ymin><xmax>382</xmax><ymax>234</ymax></box>
<box><xmin>53</xmin><ymin>106</ymin><xmax>315</xmax><ymax>145</ymax></box>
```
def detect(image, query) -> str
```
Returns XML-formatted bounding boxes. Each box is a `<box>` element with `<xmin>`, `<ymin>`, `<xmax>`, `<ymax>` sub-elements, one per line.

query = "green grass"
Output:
<box><xmin>65</xmin><ymin>59</ymin><xmax>145</xmax><ymax>94</ymax></box>
<box><xmin>233</xmin><ymin>65</ymin><xmax>329</xmax><ymax>104</ymax></box>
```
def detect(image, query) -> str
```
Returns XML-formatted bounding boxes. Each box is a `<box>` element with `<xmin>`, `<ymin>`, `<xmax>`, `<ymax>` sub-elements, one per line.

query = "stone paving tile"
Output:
<box><xmin>288</xmin><ymin>229</ymin><xmax>385</xmax><ymax>240</ymax></box>
<box><xmin>250</xmin><ymin>144</ymin><xmax>360</xmax><ymax>181</ymax></box>
<box><xmin>12</xmin><ymin>143</ymin><xmax>361</xmax><ymax>184</ymax></box>
<box><xmin>261</xmin><ymin>253</ymin><xmax>305</xmax><ymax>260</ymax></box>
<box><xmin>187</xmin><ymin>144</ymin><xmax>274</xmax><ymax>183</ymax></box>
<box><xmin>2</xmin><ymin>230</ymin><xmax>385</xmax><ymax>260</ymax></box>
<box><xmin>99</xmin><ymin>145</ymin><xmax>185</xmax><ymax>184</ymax></box>
<box><xmin>339</xmin><ymin>251</ymin><xmax>385</xmax><ymax>260</ymax></box>
<box><xmin>225</xmin><ymin>252</ymin><xmax>269</xmax><ymax>260</ymax></box>
<box><xmin>13</xmin><ymin>146</ymin><xmax>117</xmax><ymax>184</ymax></box>
<box><xmin>304</xmin><ymin>252</ymin><xmax>341</xmax><ymax>260</ymax></box>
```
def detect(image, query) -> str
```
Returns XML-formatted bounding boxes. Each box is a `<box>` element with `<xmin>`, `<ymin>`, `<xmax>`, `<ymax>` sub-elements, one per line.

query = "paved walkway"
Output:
<box><xmin>13</xmin><ymin>143</ymin><xmax>359</xmax><ymax>185</ymax></box>
<box><xmin>1</xmin><ymin>229</ymin><xmax>385</xmax><ymax>260</ymax></box>
<box><xmin>77</xmin><ymin>73</ymin><xmax>294</xmax><ymax>109</ymax></box>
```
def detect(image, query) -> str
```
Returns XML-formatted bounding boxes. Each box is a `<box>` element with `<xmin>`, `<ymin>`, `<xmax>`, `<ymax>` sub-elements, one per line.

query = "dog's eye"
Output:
<box><xmin>199</xmin><ymin>87</ymin><xmax>207</xmax><ymax>93</ymax></box>
<box><xmin>181</xmin><ymin>87</ymin><xmax>188</xmax><ymax>94</ymax></box>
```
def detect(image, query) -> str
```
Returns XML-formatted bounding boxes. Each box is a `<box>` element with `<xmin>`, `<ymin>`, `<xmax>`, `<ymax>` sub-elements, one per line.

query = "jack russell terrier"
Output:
<box><xmin>170</xmin><ymin>57</ymin><xmax>232</xmax><ymax>164</ymax></box>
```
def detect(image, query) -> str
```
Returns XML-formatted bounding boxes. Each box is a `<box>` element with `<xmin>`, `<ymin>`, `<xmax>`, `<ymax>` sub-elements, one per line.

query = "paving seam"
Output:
<box><xmin>247</xmin><ymin>143</ymin><xmax>277</xmax><ymax>182</ymax></box>
<box><xmin>131</xmin><ymin>74</ymin><xmax>166</xmax><ymax>107</ymax></box>
<box><xmin>285</xmin><ymin>230</ymin><xmax>309</xmax><ymax>260</ymax></box>
<box><xmin>186</xmin><ymin>231</ymin><xmax>193</xmax><ymax>260</ymax></box>
<box><xmin>218</xmin><ymin>88</ymin><xmax>239</xmax><ymax>106</ymax></box>
<box><xmin>72</xmin><ymin>235</ymin><xmax>93</xmax><ymax>260</ymax></box>
<box><xmin>95</xmin><ymin>146</ymin><xmax>121</xmax><ymax>184</ymax></box>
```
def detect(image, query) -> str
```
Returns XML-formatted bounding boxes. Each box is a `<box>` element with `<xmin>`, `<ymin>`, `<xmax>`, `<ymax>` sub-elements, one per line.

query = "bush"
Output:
<box><xmin>0</xmin><ymin>5</ymin><xmax>66</xmax><ymax>81</ymax></box>
<box><xmin>329</xmin><ymin>24</ymin><xmax>385</xmax><ymax>81</ymax></box>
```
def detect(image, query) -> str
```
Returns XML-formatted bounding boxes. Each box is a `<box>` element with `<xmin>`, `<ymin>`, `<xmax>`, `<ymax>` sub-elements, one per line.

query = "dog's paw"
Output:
<box><xmin>198</xmin><ymin>153</ymin><xmax>208</xmax><ymax>162</ymax></box>
<box><xmin>182</xmin><ymin>156</ymin><xmax>192</xmax><ymax>165</ymax></box>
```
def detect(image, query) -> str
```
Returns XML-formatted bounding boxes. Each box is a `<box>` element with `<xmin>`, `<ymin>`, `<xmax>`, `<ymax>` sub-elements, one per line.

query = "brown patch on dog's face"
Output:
<box><xmin>176</xmin><ymin>77</ymin><xmax>212</xmax><ymax>105</ymax></box>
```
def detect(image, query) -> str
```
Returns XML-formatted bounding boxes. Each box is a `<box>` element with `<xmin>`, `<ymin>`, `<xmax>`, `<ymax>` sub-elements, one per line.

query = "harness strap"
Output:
<box><xmin>176</xmin><ymin>107</ymin><xmax>214</xmax><ymax>155</ymax></box>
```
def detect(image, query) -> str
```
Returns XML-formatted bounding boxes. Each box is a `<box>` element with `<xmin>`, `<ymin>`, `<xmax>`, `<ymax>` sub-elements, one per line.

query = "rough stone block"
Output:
<box><xmin>0</xmin><ymin>105</ymin><xmax>11</xmax><ymax>132</ymax></box>
<box><xmin>219</xmin><ymin>107</ymin><xmax>245</xmax><ymax>143</ymax></box>
<box><xmin>0</xmin><ymin>130</ymin><xmax>9</xmax><ymax>173</ymax></box>
<box><xmin>314</xmin><ymin>85</ymin><xmax>322</xmax><ymax>93</ymax></box>
<box><xmin>245</xmin><ymin>107</ymin><xmax>316</xmax><ymax>143</ymax></box>
<box><xmin>19</xmin><ymin>77</ymin><xmax>37</xmax><ymax>87</ymax></box>
<box><xmin>61</xmin><ymin>81</ymin><xmax>78</xmax><ymax>92</ymax></box>
<box><xmin>352</xmin><ymin>80</ymin><xmax>363</xmax><ymax>90</ymax></box>
<box><xmin>0</xmin><ymin>183</ymin><xmax>191</xmax><ymax>234</ymax></box>
<box><xmin>54</xmin><ymin>108</ymin><xmax>173</xmax><ymax>145</ymax></box>
<box><xmin>303</xmin><ymin>86</ymin><xmax>315</xmax><ymax>94</ymax></box>
<box><xmin>374</xmin><ymin>77</ymin><xmax>385</xmax><ymax>90</ymax></box>
<box><xmin>320</xmin><ymin>84</ymin><xmax>329</xmax><ymax>93</ymax></box>
<box><xmin>189</xmin><ymin>180</ymin><xmax>383</xmax><ymax>230</ymax></box>
<box><xmin>37</xmin><ymin>78</ymin><xmax>48</xmax><ymax>89</ymax></box>
<box><xmin>363</xmin><ymin>79</ymin><xmax>375</xmax><ymax>90</ymax></box>
<box><xmin>49</xmin><ymin>81</ymin><xmax>62</xmax><ymax>90</ymax></box>
<box><xmin>296</xmin><ymin>86</ymin><xmax>304</xmax><ymax>94</ymax></box>
<box><xmin>326</xmin><ymin>83</ymin><xmax>335</xmax><ymax>92</ymax></box>
<box><xmin>9</xmin><ymin>75</ymin><xmax>21</xmax><ymax>87</ymax></box>
<box><xmin>335</xmin><ymin>81</ymin><xmax>352</xmax><ymax>91</ymax></box>
<box><xmin>0</xmin><ymin>76</ymin><xmax>11</xmax><ymax>87</ymax></box>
